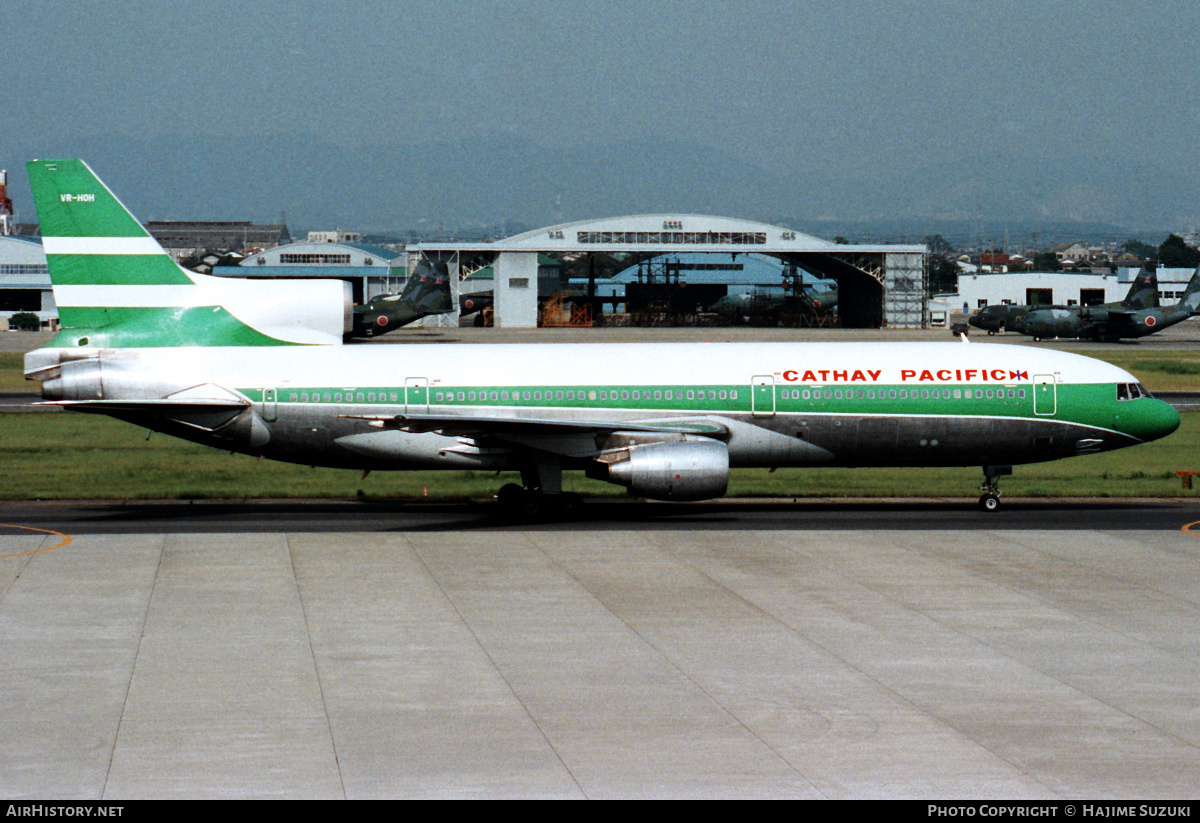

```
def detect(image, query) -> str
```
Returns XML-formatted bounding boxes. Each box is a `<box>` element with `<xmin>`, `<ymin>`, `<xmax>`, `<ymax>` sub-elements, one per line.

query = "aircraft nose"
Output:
<box><xmin>1153</xmin><ymin>400</ymin><xmax>1182</xmax><ymax>440</ymax></box>
<box><xmin>1122</xmin><ymin>398</ymin><xmax>1181</xmax><ymax>443</ymax></box>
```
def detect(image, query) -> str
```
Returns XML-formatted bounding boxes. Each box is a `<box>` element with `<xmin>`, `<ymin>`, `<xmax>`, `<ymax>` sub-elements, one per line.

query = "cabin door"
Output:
<box><xmin>405</xmin><ymin>378</ymin><xmax>429</xmax><ymax>414</ymax></box>
<box><xmin>1033</xmin><ymin>374</ymin><xmax>1056</xmax><ymax>416</ymax></box>
<box><xmin>752</xmin><ymin>376</ymin><xmax>775</xmax><ymax>417</ymax></box>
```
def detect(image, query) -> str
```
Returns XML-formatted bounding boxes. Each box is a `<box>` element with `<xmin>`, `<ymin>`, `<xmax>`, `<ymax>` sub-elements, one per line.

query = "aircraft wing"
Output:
<box><xmin>338</xmin><ymin>412</ymin><xmax>729</xmax><ymax>459</ymax></box>
<box><xmin>340</xmin><ymin>411</ymin><xmax>728</xmax><ymax>438</ymax></box>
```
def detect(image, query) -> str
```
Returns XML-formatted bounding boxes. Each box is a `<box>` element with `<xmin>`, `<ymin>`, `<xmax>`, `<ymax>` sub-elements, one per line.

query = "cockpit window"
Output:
<box><xmin>1117</xmin><ymin>382</ymin><xmax>1152</xmax><ymax>401</ymax></box>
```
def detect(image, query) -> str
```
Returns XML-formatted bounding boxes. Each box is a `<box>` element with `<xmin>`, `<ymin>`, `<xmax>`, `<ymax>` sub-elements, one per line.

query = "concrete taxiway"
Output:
<box><xmin>3</xmin><ymin>524</ymin><xmax>1200</xmax><ymax>799</ymax></box>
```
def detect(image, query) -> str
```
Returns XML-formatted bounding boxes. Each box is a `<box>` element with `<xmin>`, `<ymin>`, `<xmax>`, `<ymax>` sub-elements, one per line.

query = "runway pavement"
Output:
<box><xmin>2</xmin><ymin>496</ymin><xmax>1200</xmax><ymax>533</ymax></box>
<box><xmin>4</xmin><ymin>517</ymin><xmax>1200</xmax><ymax>798</ymax></box>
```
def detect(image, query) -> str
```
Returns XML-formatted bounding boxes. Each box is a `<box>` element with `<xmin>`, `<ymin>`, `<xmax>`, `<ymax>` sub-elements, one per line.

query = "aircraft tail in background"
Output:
<box><xmin>1121</xmin><ymin>263</ymin><xmax>1159</xmax><ymax>309</ymax></box>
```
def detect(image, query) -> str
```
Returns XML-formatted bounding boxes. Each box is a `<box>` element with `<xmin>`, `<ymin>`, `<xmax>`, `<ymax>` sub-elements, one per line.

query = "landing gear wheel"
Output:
<box><xmin>496</xmin><ymin>486</ymin><xmax>584</xmax><ymax>521</ymax></box>
<box><xmin>978</xmin><ymin>465</ymin><xmax>1010</xmax><ymax>513</ymax></box>
<box><xmin>497</xmin><ymin>483</ymin><xmax>524</xmax><ymax>507</ymax></box>
<box><xmin>557</xmin><ymin>493</ymin><xmax>584</xmax><ymax>517</ymax></box>
<box><xmin>519</xmin><ymin>492</ymin><xmax>544</xmax><ymax>518</ymax></box>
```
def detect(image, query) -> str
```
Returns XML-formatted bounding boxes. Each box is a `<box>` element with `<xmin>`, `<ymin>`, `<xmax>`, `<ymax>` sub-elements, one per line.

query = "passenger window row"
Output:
<box><xmin>779</xmin><ymin>387</ymin><xmax>1028</xmax><ymax>401</ymax></box>
<box><xmin>281</xmin><ymin>386</ymin><xmax>1031</xmax><ymax>404</ymax></box>
<box><xmin>431</xmin><ymin>388</ymin><xmax>740</xmax><ymax>403</ymax></box>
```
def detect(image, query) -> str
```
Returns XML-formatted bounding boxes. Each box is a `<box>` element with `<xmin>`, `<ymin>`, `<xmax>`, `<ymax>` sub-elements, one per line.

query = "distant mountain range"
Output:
<box><xmin>2</xmin><ymin>133</ymin><xmax>1194</xmax><ymax>244</ymax></box>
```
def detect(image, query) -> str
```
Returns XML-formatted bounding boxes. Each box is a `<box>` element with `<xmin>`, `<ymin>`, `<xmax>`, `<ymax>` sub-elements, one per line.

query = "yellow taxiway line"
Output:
<box><xmin>0</xmin><ymin>525</ymin><xmax>73</xmax><ymax>559</ymax></box>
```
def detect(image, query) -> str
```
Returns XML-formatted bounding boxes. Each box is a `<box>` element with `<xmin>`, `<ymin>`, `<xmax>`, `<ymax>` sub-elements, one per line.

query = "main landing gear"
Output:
<box><xmin>495</xmin><ymin>454</ymin><xmax>584</xmax><ymax>520</ymax></box>
<box><xmin>978</xmin><ymin>465</ymin><xmax>1012</xmax><ymax>511</ymax></box>
<box><xmin>496</xmin><ymin>483</ymin><xmax>583</xmax><ymax>519</ymax></box>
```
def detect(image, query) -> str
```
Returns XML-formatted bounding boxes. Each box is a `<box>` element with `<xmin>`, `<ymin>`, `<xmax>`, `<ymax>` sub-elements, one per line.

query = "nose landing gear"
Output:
<box><xmin>978</xmin><ymin>465</ymin><xmax>1012</xmax><ymax>511</ymax></box>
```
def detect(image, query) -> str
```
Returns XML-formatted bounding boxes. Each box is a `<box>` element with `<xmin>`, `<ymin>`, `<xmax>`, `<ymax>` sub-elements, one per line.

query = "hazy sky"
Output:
<box><xmin>3</xmin><ymin>0</ymin><xmax>1198</xmax><ymax>228</ymax></box>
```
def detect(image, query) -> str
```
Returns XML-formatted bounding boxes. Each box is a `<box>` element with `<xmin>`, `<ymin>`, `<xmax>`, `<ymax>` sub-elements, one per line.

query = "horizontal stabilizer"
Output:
<box><xmin>40</xmin><ymin>397</ymin><xmax>250</xmax><ymax>413</ymax></box>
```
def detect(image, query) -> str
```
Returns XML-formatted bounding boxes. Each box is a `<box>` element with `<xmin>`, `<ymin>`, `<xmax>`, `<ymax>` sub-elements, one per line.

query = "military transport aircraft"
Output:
<box><xmin>349</xmin><ymin>258</ymin><xmax>452</xmax><ymax>337</ymax></box>
<box><xmin>967</xmin><ymin>303</ymin><xmax>1034</xmax><ymax>335</ymax></box>
<box><xmin>710</xmin><ymin>287</ymin><xmax>837</xmax><ymax>325</ymax></box>
<box><xmin>350</xmin><ymin>260</ymin><xmax>493</xmax><ymax>338</ymax></box>
<box><xmin>968</xmin><ymin>265</ymin><xmax>1160</xmax><ymax>336</ymax></box>
<box><xmin>1024</xmin><ymin>267</ymin><xmax>1200</xmax><ymax>342</ymax></box>
<box><xmin>22</xmin><ymin>160</ymin><xmax>1180</xmax><ymax>513</ymax></box>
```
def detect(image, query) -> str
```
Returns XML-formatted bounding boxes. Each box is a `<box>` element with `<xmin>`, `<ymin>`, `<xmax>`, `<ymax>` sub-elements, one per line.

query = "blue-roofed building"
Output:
<box><xmin>213</xmin><ymin>240</ymin><xmax>408</xmax><ymax>304</ymax></box>
<box><xmin>0</xmin><ymin>235</ymin><xmax>55</xmax><ymax>328</ymax></box>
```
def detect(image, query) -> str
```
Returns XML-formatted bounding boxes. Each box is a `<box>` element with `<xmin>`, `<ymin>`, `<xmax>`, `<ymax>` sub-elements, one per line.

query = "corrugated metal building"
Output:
<box><xmin>0</xmin><ymin>235</ymin><xmax>54</xmax><ymax>327</ymax></box>
<box><xmin>146</xmin><ymin>221</ymin><xmax>291</xmax><ymax>262</ymax></box>
<box><xmin>213</xmin><ymin>241</ymin><xmax>407</xmax><ymax>304</ymax></box>
<box><xmin>956</xmin><ymin>268</ymin><xmax>1197</xmax><ymax>310</ymax></box>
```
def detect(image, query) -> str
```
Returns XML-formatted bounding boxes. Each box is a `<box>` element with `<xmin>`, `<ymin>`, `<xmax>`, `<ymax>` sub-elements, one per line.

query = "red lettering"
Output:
<box><xmin>802</xmin><ymin>370</ymin><xmax>818</xmax><ymax>382</ymax></box>
<box><xmin>868</xmin><ymin>370</ymin><xmax>881</xmax><ymax>381</ymax></box>
<box><xmin>965</xmin><ymin>369</ymin><xmax>978</xmax><ymax>381</ymax></box>
<box><xmin>991</xmin><ymin>368</ymin><xmax>1006</xmax><ymax>381</ymax></box>
<box><xmin>833</xmin><ymin>370</ymin><xmax>848</xmax><ymax>381</ymax></box>
<box><xmin>783</xmin><ymin>370</ymin><xmax>798</xmax><ymax>382</ymax></box>
<box><xmin>851</xmin><ymin>370</ymin><xmax>866</xmax><ymax>382</ymax></box>
<box><xmin>919</xmin><ymin>370</ymin><xmax>934</xmax><ymax>381</ymax></box>
<box><xmin>818</xmin><ymin>370</ymin><xmax>830</xmax><ymax>381</ymax></box>
<box><xmin>901</xmin><ymin>369</ymin><xmax>916</xmax><ymax>381</ymax></box>
<box><xmin>937</xmin><ymin>369</ymin><xmax>952</xmax><ymax>381</ymax></box>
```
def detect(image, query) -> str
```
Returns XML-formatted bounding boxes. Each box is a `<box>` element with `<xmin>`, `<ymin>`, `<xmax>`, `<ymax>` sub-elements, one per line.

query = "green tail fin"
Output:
<box><xmin>27</xmin><ymin>159</ymin><xmax>345</xmax><ymax>348</ymax></box>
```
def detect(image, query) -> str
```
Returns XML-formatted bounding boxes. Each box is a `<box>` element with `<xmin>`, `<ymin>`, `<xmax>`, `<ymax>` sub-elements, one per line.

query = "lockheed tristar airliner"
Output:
<box><xmin>23</xmin><ymin>160</ymin><xmax>1181</xmax><ymax>513</ymax></box>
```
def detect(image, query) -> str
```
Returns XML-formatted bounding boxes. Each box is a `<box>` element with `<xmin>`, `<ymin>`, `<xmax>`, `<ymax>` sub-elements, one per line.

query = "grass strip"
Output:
<box><xmin>1</xmin><ymin>410</ymin><xmax>1196</xmax><ymax>501</ymax></box>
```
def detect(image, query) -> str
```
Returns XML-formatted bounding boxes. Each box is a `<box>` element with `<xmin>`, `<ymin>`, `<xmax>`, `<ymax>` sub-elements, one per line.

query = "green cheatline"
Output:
<box><xmin>239</xmin><ymin>380</ymin><xmax>1117</xmax><ymax>428</ymax></box>
<box><xmin>243</xmin><ymin>381</ymin><xmax>1051</xmax><ymax>415</ymax></box>
<box><xmin>247</xmin><ymin>378</ymin><xmax>1175</xmax><ymax>443</ymax></box>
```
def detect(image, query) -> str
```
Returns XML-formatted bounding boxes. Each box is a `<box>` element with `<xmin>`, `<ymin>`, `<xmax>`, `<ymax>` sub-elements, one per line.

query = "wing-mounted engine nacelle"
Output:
<box><xmin>602</xmin><ymin>438</ymin><xmax>729</xmax><ymax>501</ymax></box>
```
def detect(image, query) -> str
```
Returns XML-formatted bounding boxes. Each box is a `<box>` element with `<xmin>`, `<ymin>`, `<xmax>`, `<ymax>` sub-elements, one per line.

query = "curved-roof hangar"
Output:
<box><xmin>418</xmin><ymin>214</ymin><xmax>927</xmax><ymax>329</ymax></box>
